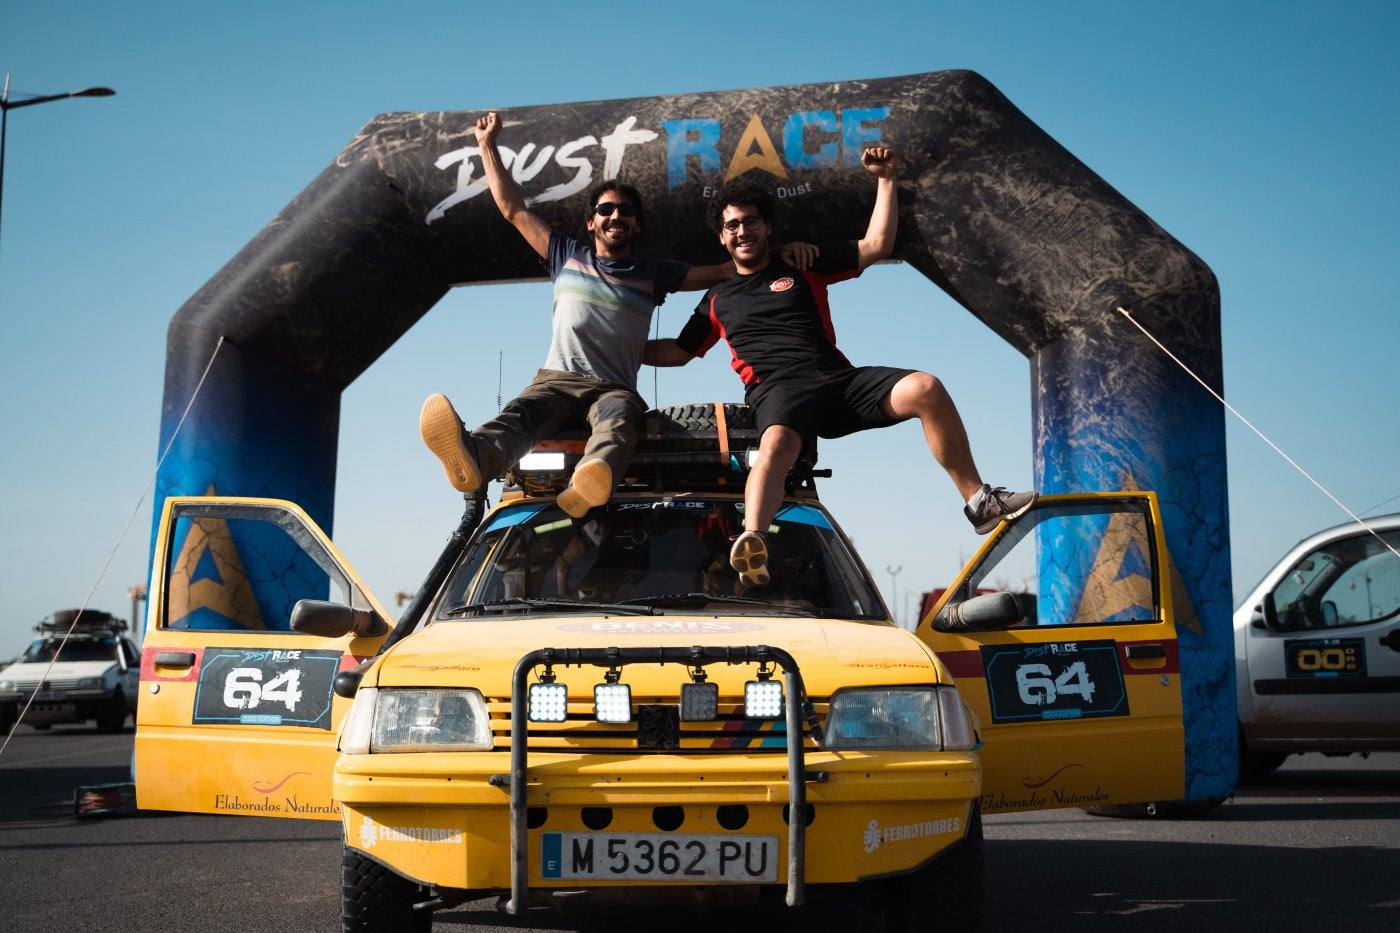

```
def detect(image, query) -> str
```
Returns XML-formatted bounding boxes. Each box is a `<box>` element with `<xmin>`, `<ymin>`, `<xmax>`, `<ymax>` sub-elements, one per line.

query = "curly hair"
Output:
<box><xmin>706</xmin><ymin>181</ymin><xmax>775</xmax><ymax>234</ymax></box>
<box><xmin>585</xmin><ymin>180</ymin><xmax>645</xmax><ymax>227</ymax></box>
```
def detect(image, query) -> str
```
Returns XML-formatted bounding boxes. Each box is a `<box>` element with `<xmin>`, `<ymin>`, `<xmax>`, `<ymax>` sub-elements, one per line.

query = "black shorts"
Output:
<box><xmin>746</xmin><ymin>365</ymin><xmax>915</xmax><ymax>449</ymax></box>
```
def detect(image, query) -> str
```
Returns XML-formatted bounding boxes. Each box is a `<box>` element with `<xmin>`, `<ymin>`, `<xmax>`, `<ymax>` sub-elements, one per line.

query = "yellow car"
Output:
<box><xmin>134</xmin><ymin>405</ymin><xmax>1185</xmax><ymax>930</ymax></box>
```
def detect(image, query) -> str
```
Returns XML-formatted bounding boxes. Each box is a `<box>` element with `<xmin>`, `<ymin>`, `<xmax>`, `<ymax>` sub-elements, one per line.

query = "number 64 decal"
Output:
<box><xmin>1015</xmin><ymin>661</ymin><xmax>1096</xmax><ymax>706</ymax></box>
<box><xmin>194</xmin><ymin>647</ymin><xmax>341</xmax><ymax>730</ymax></box>
<box><xmin>981</xmin><ymin>641</ymin><xmax>1128</xmax><ymax>723</ymax></box>
<box><xmin>223</xmin><ymin>667</ymin><xmax>305</xmax><ymax>711</ymax></box>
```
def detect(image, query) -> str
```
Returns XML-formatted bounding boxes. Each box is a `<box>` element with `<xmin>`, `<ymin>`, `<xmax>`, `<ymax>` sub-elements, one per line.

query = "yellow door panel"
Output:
<box><xmin>135</xmin><ymin>497</ymin><xmax>391</xmax><ymax>819</ymax></box>
<box><xmin>918</xmin><ymin>493</ymin><xmax>1186</xmax><ymax>812</ymax></box>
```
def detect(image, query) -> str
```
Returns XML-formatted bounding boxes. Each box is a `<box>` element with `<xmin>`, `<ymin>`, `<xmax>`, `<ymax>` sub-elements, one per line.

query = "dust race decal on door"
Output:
<box><xmin>981</xmin><ymin>639</ymin><xmax>1128</xmax><ymax>723</ymax></box>
<box><xmin>192</xmin><ymin>647</ymin><xmax>341</xmax><ymax>729</ymax></box>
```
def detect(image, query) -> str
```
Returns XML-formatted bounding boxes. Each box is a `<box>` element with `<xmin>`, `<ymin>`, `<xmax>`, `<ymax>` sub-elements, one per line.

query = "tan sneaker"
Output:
<box><xmin>729</xmin><ymin>530</ymin><xmax>770</xmax><ymax>587</ymax></box>
<box><xmin>556</xmin><ymin>458</ymin><xmax>614</xmax><ymax>518</ymax></box>
<box><xmin>419</xmin><ymin>394</ymin><xmax>481</xmax><ymax>493</ymax></box>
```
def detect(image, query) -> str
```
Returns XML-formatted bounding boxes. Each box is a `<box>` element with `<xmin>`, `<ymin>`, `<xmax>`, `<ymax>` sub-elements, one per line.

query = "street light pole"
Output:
<box><xmin>0</xmin><ymin>74</ymin><xmax>116</xmax><ymax>262</ymax></box>
<box><xmin>886</xmin><ymin>564</ymin><xmax>902</xmax><ymax>627</ymax></box>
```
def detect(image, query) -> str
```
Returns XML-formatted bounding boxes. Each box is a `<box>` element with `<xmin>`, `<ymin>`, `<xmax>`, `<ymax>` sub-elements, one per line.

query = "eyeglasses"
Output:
<box><xmin>721</xmin><ymin>216</ymin><xmax>764</xmax><ymax>233</ymax></box>
<box><xmin>593</xmin><ymin>202</ymin><xmax>639</xmax><ymax>218</ymax></box>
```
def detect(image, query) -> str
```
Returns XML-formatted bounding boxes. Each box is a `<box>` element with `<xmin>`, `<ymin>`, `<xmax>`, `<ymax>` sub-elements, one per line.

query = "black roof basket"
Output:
<box><xmin>37</xmin><ymin>608</ymin><xmax>127</xmax><ymax>636</ymax></box>
<box><xmin>504</xmin><ymin>402</ymin><xmax>827</xmax><ymax>498</ymax></box>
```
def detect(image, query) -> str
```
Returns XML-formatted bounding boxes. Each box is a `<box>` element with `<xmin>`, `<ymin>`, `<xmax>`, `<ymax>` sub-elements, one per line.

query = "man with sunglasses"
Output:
<box><xmin>422</xmin><ymin>111</ymin><xmax>802</xmax><ymax>517</ymax></box>
<box><xmin>646</xmin><ymin>148</ymin><xmax>1035</xmax><ymax>587</ymax></box>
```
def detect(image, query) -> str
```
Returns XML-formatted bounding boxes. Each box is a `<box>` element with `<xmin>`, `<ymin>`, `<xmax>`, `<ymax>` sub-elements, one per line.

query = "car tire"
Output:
<box><xmin>341</xmin><ymin>845</ymin><xmax>432</xmax><ymax>932</ymax></box>
<box><xmin>96</xmin><ymin>691</ymin><xmax>129</xmax><ymax>733</ymax></box>
<box><xmin>1238</xmin><ymin>749</ymin><xmax>1288</xmax><ymax>783</ymax></box>
<box><xmin>646</xmin><ymin>403</ymin><xmax>756</xmax><ymax>452</ymax></box>
<box><xmin>882</xmin><ymin>804</ymin><xmax>984</xmax><ymax>932</ymax></box>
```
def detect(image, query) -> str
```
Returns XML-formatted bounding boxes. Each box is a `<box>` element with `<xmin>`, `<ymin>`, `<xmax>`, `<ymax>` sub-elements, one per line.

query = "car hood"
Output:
<box><xmin>2</xmin><ymin>660</ymin><xmax>116</xmax><ymax>682</ymax></box>
<box><xmin>372</xmin><ymin>614</ymin><xmax>947</xmax><ymax>696</ymax></box>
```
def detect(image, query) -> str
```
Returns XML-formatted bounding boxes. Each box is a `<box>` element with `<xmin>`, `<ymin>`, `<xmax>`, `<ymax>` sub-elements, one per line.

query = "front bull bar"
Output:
<box><xmin>505</xmin><ymin>645</ymin><xmax>818</xmax><ymax>913</ymax></box>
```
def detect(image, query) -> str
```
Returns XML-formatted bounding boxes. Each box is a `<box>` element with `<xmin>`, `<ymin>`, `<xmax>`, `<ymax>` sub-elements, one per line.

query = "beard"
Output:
<box><xmin>594</xmin><ymin>223</ymin><xmax>637</xmax><ymax>252</ymax></box>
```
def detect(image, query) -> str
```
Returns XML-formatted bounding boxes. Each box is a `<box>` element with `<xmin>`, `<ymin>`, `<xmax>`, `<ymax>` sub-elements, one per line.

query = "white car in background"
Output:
<box><xmin>0</xmin><ymin>609</ymin><xmax>141</xmax><ymax>733</ymax></box>
<box><xmin>1234</xmin><ymin>513</ymin><xmax>1400</xmax><ymax>778</ymax></box>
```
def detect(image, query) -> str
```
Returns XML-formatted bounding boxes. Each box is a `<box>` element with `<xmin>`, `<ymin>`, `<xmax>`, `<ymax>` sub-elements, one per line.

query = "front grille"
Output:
<box><xmin>9</xmin><ymin>678</ymin><xmax>81</xmax><ymax>692</ymax></box>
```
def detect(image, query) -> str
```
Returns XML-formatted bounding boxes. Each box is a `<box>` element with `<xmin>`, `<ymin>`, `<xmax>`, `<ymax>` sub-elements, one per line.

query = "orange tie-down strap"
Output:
<box><xmin>714</xmin><ymin>402</ymin><xmax>730</xmax><ymax>463</ymax></box>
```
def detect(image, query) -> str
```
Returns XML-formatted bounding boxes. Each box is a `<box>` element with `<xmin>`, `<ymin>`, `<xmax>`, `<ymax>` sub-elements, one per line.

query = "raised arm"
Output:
<box><xmin>476</xmin><ymin>112</ymin><xmax>553</xmax><ymax>259</ymax></box>
<box><xmin>856</xmin><ymin>147</ymin><xmax>898</xmax><ymax>271</ymax></box>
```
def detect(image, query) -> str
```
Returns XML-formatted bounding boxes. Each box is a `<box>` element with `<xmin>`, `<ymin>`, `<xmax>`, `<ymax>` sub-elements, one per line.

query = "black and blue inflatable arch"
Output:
<box><xmin>154</xmin><ymin>71</ymin><xmax>1230</xmax><ymax>801</ymax></box>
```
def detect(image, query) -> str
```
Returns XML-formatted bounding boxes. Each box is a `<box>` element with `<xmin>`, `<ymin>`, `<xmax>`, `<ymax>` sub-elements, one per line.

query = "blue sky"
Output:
<box><xmin>1</xmin><ymin>0</ymin><xmax>1397</xmax><ymax>649</ymax></box>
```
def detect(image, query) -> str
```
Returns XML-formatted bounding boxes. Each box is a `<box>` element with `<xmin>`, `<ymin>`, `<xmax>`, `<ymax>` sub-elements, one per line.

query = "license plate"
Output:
<box><xmin>33</xmin><ymin>691</ymin><xmax>64</xmax><ymax>702</ymax></box>
<box><xmin>541</xmin><ymin>832</ymin><xmax>779</xmax><ymax>882</ymax></box>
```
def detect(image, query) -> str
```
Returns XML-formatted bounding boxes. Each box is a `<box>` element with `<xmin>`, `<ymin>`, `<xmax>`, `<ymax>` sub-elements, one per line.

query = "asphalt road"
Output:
<box><xmin>1</xmin><ymin>725</ymin><xmax>1396</xmax><ymax>932</ymax></box>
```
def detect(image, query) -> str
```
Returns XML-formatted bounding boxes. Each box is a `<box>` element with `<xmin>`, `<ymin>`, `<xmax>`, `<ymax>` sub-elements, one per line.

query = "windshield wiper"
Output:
<box><xmin>617</xmin><ymin>592</ymin><xmax>818</xmax><ymax>616</ymax></box>
<box><xmin>444</xmin><ymin>597</ymin><xmax>655</xmax><ymax>617</ymax></box>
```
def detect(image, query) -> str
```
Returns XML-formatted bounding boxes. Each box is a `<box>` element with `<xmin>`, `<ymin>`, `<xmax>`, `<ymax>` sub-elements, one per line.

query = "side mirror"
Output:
<box><xmin>1259</xmin><ymin>593</ymin><xmax>1280</xmax><ymax>631</ymax></box>
<box><xmin>933</xmin><ymin>591</ymin><xmax>1023</xmax><ymax>632</ymax></box>
<box><xmin>290</xmin><ymin>599</ymin><xmax>389</xmax><ymax>638</ymax></box>
<box><xmin>334</xmin><ymin>657</ymin><xmax>376</xmax><ymax>699</ymax></box>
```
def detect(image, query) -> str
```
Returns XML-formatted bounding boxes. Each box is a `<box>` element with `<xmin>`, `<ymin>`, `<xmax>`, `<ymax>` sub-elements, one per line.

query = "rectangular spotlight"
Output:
<box><xmin>517</xmin><ymin>451</ymin><xmax>567</xmax><ymax>471</ymax></box>
<box><xmin>744</xmin><ymin>680</ymin><xmax>784</xmax><ymax>719</ymax></box>
<box><xmin>679</xmin><ymin>681</ymin><xmax>719</xmax><ymax>721</ymax></box>
<box><xmin>528</xmin><ymin>682</ymin><xmax>569</xmax><ymax>723</ymax></box>
<box><xmin>593</xmin><ymin>682</ymin><xmax>632</xmax><ymax>723</ymax></box>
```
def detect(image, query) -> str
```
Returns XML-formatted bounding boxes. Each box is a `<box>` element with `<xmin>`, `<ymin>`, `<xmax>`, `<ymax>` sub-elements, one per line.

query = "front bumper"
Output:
<box><xmin>336</xmin><ymin>749</ymin><xmax>980</xmax><ymax>893</ymax></box>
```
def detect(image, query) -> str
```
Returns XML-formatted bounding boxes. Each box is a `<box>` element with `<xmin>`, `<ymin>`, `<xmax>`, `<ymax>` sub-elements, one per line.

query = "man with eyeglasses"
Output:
<box><xmin>646</xmin><ymin>148</ymin><xmax>1035</xmax><ymax>587</ymax></box>
<box><xmin>421</xmin><ymin>111</ymin><xmax>809</xmax><ymax>516</ymax></box>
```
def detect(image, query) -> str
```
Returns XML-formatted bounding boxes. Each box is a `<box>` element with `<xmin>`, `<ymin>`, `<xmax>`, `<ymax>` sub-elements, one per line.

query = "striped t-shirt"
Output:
<box><xmin>543</xmin><ymin>232</ymin><xmax>689</xmax><ymax>389</ymax></box>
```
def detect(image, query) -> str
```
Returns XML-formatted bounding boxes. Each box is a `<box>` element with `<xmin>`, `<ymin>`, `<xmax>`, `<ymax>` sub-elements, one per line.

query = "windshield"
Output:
<box><xmin>20</xmin><ymin>638</ymin><xmax>118</xmax><ymax>664</ymax></box>
<box><xmin>436</xmin><ymin>498</ymin><xmax>886</xmax><ymax>620</ymax></box>
<box><xmin>1272</xmin><ymin>529</ymin><xmax>1400</xmax><ymax>629</ymax></box>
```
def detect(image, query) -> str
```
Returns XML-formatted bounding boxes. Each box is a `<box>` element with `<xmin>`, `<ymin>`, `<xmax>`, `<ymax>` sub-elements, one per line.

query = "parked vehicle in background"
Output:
<box><xmin>1234</xmin><ymin>513</ymin><xmax>1400</xmax><ymax>778</ymax></box>
<box><xmin>0</xmin><ymin>609</ymin><xmax>141</xmax><ymax>733</ymax></box>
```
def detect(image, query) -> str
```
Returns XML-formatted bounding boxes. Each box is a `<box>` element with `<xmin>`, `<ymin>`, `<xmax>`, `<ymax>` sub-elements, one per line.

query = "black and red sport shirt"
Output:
<box><xmin>675</xmin><ymin>240</ymin><xmax>862</xmax><ymax>385</ymax></box>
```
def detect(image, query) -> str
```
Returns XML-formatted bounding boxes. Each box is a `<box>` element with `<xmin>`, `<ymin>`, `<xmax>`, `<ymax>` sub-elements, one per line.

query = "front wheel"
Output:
<box><xmin>1238</xmin><ymin>728</ymin><xmax>1288</xmax><ymax>782</ymax></box>
<box><xmin>883</xmin><ymin>805</ymin><xmax>984</xmax><ymax>932</ymax></box>
<box><xmin>341</xmin><ymin>845</ymin><xmax>432</xmax><ymax>933</ymax></box>
<box><xmin>96</xmin><ymin>692</ymin><xmax>129</xmax><ymax>733</ymax></box>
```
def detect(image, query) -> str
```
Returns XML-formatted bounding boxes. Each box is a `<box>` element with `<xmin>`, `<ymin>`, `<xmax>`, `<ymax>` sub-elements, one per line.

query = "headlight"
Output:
<box><xmin>825</xmin><ymin>686</ymin><xmax>977</xmax><ymax>751</ymax></box>
<box><xmin>76</xmin><ymin>677</ymin><xmax>105</xmax><ymax>690</ymax></box>
<box><xmin>341</xmin><ymin>687</ymin><xmax>493</xmax><ymax>753</ymax></box>
<box><xmin>0</xmin><ymin>680</ymin><xmax>13</xmax><ymax>691</ymax></box>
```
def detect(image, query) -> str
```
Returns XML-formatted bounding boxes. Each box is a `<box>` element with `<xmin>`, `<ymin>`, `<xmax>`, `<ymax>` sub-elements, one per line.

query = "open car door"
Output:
<box><xmin>135</xmin><ymin>497</ymin><xmax>392</xmax><ymax>820</ymax></box>
<box><xmin>918</xmin><ymin>492</ymin><xmax>1185</xmax><ymax>814</ymax></box>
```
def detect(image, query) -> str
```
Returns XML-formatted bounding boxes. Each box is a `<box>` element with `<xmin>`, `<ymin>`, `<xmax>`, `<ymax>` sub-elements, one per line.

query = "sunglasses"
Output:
<box><xmin>593</xmin><ymin>202</ymin><xmax>639</xmax><ymax>218</ymax></box>
<box><xmin>721</xmin><ymin>216</ymin><xmax>764</xmax><ymax>233</ymax></box>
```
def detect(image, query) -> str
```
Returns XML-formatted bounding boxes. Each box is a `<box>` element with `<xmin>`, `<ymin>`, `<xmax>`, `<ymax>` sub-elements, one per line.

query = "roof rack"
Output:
<box><xmin>37</xmin><ymin>608</ymin><xmax>128</xmax><ymax>636</ymax></box>
<box><xmin>504</xmin><ymin>402</ymin><xmax>826</xmax><ymax>498</ymax></box>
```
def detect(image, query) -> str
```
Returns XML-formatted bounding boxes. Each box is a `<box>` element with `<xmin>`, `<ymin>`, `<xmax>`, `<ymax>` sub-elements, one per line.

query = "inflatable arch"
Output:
<box><xmin>154</xmin><ymin>71</ymin><xmax>1230</xmax><ymax>801</ymax></box>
